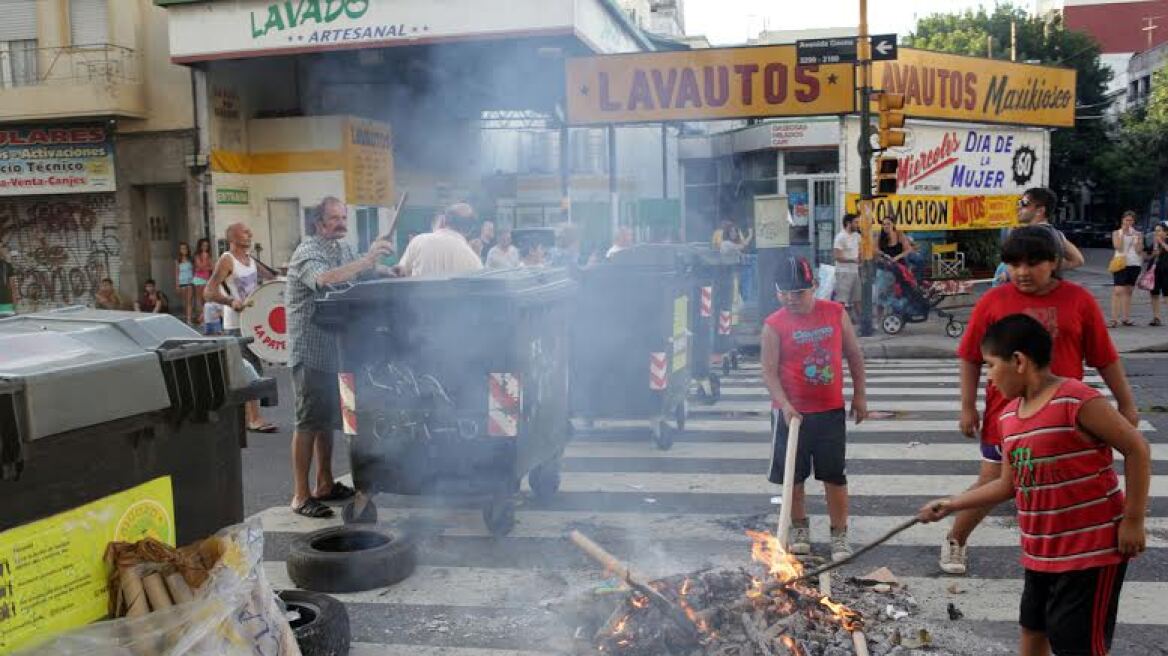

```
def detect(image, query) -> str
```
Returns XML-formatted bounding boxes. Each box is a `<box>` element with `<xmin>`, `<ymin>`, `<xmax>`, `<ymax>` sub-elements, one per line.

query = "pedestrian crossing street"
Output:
<box><xmin>255</xmin><ymin>358</ymin><xmax>1167</xmax><ymax>655</ymax></box>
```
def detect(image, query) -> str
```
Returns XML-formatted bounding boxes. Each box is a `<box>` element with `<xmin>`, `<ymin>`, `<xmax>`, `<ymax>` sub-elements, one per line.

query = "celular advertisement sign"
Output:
<box><xmin>0</xmin><ymin>126</ymin><xmax>116</xmax><ymax>196</ymax></box>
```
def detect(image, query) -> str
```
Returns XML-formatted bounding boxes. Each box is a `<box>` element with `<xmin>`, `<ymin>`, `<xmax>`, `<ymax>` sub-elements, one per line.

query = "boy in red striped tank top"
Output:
<box><xmin>919</xmin><ymin>314</ymin><xmax>1150</xmax><ymax>656</ymax></box>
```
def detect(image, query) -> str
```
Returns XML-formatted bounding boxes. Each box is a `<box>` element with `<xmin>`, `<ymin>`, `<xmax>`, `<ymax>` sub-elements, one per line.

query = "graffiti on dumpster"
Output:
<box><xmin>0</xmin><ymin>195</ymin><xmax>120</xmax><ymax>311</ymax></box>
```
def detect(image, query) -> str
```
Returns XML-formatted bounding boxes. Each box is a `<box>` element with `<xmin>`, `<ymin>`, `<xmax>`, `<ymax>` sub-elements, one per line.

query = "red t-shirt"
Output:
<box><xmin>764</xmin><ymin>300</ymin><xmax>846</xmax><ymax>414</ymax></box>
<box><xmin>1000</xmin><ymin>379</ymin><xmax>1124</xmax><ymax>573</ymax></box>
<box><xmin>957</xmin><ymin>281</ymin><xmax>1118</xmax><ymax>445</ymax></box>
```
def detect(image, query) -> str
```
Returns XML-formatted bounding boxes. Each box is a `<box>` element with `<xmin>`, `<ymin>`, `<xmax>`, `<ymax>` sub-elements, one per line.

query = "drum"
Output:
<box><xmin>239</xmin><ymin>278</ymin><xmax>288</xmax><ymax>364</ymax></box>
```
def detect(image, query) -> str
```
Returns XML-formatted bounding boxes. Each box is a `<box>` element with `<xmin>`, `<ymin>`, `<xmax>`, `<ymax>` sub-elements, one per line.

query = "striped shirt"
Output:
<box><xmin>1000</xmin><ymin>378</ymin><xmax>1126</xmax><ymax>573</ymax></box>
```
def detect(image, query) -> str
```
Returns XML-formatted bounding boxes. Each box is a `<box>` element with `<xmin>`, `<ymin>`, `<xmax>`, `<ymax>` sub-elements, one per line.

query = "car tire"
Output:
<box><xmin>278</xmin><ymin>590</ymin><xmax>351</xmax><ymax>656</ymax></box>
<box><xmin>287</xmin><ymin>526</ymin><xmax>417</xmax><ymax>594</ymax></box>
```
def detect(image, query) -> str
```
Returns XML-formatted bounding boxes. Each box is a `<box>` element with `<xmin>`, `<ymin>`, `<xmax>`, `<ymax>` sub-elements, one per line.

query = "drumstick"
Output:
<box><xmin>377</xmin><ymin>190</ymin><xmax>409</xmax><ymax>243</ymax></box>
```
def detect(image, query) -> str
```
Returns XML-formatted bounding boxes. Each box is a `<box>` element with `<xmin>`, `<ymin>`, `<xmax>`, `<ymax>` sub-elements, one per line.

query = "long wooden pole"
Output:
<box><xmin>774</xmin><ymin>416</ymin><xmax>803</xmax><ymax>549</ymax></box>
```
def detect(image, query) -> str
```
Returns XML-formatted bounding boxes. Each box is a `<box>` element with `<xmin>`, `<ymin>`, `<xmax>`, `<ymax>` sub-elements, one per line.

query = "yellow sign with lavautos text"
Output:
<box><xmin>872</xmin><ymin>48</ymin><xmax>1076</xmax><ymax>128</ymax></box>
<box><xmin>0</xmin><ymin>477</ymin><xmax>175</xmax><ymax>655</ymax></box>
<box><xmin>566</xmin><ymin>45</ymin><xmax>855</xmax><ymax>125</ymax></box>
<box><xmin>846</xmin><ymin>193</ymin><xmax>1022</xmax><ymax>232</ymax></box>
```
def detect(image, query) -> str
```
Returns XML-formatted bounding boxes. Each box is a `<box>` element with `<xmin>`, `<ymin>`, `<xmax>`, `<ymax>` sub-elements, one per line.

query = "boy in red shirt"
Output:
<box><xmin>761</xmin><ymin>256</ymin><xmax>867</xmax><ymax>562</ymax></box>
<box><xmin>920</xmin><ymin>313</ymin><xmax>1149</xmax><ymax>656</ymax></box>
<box><xmin>942</xmin><ymin>226</ymin><xmax>1139</xmax><ymax>575</ymax></box>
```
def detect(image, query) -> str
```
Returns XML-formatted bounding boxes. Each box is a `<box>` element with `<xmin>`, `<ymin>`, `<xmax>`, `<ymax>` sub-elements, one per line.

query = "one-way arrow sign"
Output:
<box><xmin>871</xmin><ymin>33</ymin><xmax>898</xmax><ymax>61</ymax></box>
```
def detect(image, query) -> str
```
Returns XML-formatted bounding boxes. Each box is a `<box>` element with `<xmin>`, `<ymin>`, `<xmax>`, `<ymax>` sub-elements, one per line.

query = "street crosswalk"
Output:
<box><xmin>254</xmin><ymin>358</ymin><xmax>1167</xmax><ymax>655</ymax></box>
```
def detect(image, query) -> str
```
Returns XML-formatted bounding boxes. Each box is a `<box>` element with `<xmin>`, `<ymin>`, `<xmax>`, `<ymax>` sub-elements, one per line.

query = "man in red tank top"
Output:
<box><xmin>919</xmin><ymin>314</ymin><xmax>1149</xmax><ymax>656</ymax></box>
<box><xmin>761</xmin><ymin>256</ymin><xmax>867</xmax><ymax>562</ymax></box>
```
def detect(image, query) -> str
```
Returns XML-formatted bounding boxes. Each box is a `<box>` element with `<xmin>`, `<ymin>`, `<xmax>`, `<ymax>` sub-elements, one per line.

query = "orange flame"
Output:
<box><xmin>820</xmin><ymin>596</ymin><xmax>862</xmax><ymax>630</ymax></box>
<box><xmin>746</xmin><ymin>530</ymin><xmax>804</xmax><ymax>582</ymax></box>
<box><xmin>612</xmin><ymin>614</ymin><xmax>630</xmax><ymax>635</ymax></box>
<box><xmin>781</xmin><ymin>635</ymin><xmax>802</xmax><ymax>655</ymax></box>
<box><xmin>630</xmin><ymin>594</ymin><xmax>649</xmax><ymax>609</ymax></box>
<box><xmin>680</xmin><ymin>578</ymin><xmax>692</xmax><ymax>596</ymax></box>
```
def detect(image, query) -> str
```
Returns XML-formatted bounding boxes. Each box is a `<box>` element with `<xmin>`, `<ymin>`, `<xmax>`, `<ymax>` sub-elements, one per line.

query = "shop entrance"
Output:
<box><xmin>783</xmin><ymin>176</ymin><xmax>841</xmax><ymax>266</ymax></box>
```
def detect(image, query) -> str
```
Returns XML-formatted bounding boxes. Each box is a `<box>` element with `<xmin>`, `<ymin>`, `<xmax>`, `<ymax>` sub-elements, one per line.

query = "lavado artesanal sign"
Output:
<box><xmin>566</xmin><ymin>45</ymin><xmax>855</xmax><ymax>125</ymax></box>
<box><xmin>872</xmin><ymin>48</ymin><xmax>1076</xmax><ymax>128</ymax></box>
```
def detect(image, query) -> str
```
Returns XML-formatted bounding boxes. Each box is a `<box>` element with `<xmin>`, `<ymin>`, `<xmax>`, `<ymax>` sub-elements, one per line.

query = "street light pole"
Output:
<box><xmin>857</xmin><ymin>0</ymin><xmax>876</xmax><ymax>337</ymax></box>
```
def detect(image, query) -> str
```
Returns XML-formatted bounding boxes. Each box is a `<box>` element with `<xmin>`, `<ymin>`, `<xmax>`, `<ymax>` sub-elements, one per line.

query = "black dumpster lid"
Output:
<box><xmin>320</xmin><ymin>266</ymin><xmax>577</xmax><ymax>304</ymax></box>
<box><xmin>604</xmin><ymin>243</ymin><xmax>708</xmax><ymax>269</ymax></box>
<box><xmin>686</xmin><ymin>243</ymin><xmax>742</xmax><ymax>266</ymax></box>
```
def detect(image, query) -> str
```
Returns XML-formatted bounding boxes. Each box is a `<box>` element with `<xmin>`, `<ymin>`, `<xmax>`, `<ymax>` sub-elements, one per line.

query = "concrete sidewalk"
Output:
<box><xmin>859</xmin><ymin>248</ymin><xmax>1168</xmax><ymax>359</ymax></box>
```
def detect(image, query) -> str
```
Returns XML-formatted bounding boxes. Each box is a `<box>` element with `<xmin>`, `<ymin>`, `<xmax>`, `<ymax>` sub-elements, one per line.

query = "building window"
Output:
<box><xmin>356</xmin><ymin>207</ymin><xmax>379</xmax><ymax>253</ymax></box>
<box><xmin>0</xmin><ymin>0</ymin><xmax>38</xmax><ymax>88</ymax></box>
<box><xmin>0</xmin><ymin>40</ymin><xmax>37</xmax><ymax>87</ymax></box>
<box><xmin>70</xmin><ymin>0</ymin><xmax>109</xmax><ymax>46</ymax></box>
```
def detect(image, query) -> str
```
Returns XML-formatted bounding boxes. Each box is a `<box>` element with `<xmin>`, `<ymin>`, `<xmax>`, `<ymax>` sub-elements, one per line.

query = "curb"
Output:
<box><xmin>860</xmin><ymin>342</ymin><xmax>958</xmax><ymax>360</ymax></box>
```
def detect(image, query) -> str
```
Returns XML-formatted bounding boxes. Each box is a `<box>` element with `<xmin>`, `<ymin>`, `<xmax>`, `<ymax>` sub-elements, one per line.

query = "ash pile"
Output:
<box><xmin>563</xmin><ymin>531</ymin><xmax>1000</xmax><ymax>656</ymax></box>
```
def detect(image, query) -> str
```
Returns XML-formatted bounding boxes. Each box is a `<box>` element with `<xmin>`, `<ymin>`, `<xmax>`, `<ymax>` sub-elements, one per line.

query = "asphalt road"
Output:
<box><xmin>240</xmin><ymin>353</ymin><xmax>1168</xmax><ymax>655</ymax></box>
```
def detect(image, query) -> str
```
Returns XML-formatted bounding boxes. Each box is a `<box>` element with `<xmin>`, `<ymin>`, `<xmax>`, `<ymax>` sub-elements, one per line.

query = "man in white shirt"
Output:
<box><xmin>833</xmin><ymin>213</ymin><xmax>862</xmax><ymax>314</ymax></box>
<box><xmin>396</xmin><ymin>203</ymin><xmax>484</xmax><ymax>277</ymax></box>
<box><xmin>485</xmin><ymin>229</ymin><xmax>521</xmax><ymax>269</ymax></box>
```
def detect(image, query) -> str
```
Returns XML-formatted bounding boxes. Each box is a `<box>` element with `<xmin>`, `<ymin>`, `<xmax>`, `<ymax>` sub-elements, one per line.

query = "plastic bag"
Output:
<box><xmin>815</xmin><ymin>264</ymin><xmax>836</xmax><ymax>300</ymax></box>
<box><xmin>18</xmin><ymin>520</ymin><xmax>300</xmax><ymax>656</ymax></box>
<box><xmin>1138</xmin><ymin>264</ymin><xmax>1157</xmax><ymax>292</ymax></box>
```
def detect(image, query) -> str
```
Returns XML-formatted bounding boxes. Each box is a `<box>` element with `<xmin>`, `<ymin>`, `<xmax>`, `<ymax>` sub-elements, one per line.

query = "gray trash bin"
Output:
<box><xmin>0</xmin><ymin>307</ymin><xmax>276</xmax><ymax>543</ymax></box>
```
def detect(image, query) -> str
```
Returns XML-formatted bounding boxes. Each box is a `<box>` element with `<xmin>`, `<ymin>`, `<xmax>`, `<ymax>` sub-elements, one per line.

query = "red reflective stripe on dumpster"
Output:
<box><xmin>700</xmin><ymin>286</ymin><xmax>712</xmax><ymax>317</ymax></box>
<box><xmin>338</xmin><ymin>372</ymin><xmax>357</xmax><ymax>435</ymax></box>
<box><xmin>650</xmin><ymin>353</ymin><xmax>668</xmax><ymax>391</ymax></box>
<box><xmin>718</xmin><ymin>310</ymin><xmax>732</xmax><ymax>335</ymax></box>
<box><xmin>488</xmin><ymin>373</ymin><xmax>521</xmax><ymax>437</ymax></box>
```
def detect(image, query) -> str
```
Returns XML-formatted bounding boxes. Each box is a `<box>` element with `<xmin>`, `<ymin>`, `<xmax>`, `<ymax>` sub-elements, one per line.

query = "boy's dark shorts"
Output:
<box><xmin>767</xmin><ymin>408</ymin><xmax>847</xmax><ymax>486</ymax></box>
<box><xmin>293</xmin><ymin>365</ymin><xmax>342</xmax><ymax>432</ymax></box>
<box><xmin>1020</xmin><ymin>561</ymin><xmax>1127</xmax><ymax>656</ymax></box>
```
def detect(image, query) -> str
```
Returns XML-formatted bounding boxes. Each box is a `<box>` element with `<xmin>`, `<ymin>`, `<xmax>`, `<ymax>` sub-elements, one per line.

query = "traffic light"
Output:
<box><xmin>875</xmin><ymin>92</ymin><xmax>906</xmax><ymax>150</ymax></box>
<box><xmin>875</xmin><ymin>156</ymin><xmax>899</xmax><ymax>196</ymax></box>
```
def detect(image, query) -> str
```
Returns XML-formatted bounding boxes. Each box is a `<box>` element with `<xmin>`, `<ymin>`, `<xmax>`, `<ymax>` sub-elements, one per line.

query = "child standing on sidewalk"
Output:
<box><xmin>919</xmin><ymin>313</ymin><xmax>1149</xmax><ymax>656</ymax></box>
<box><xmin>761</xmin><ymin>256</ymin><xmax>867</xmax><ymax>561</ymax></box>
<box><xmin>942</xmin><ymin>226</ymin><xmax>1139</xmax><ymax>576</ymax></box>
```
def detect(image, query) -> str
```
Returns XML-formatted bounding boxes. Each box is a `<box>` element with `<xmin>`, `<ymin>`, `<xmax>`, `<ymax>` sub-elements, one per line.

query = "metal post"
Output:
<box><xmin>857</xmin><ymin>0</ymin><xmax>875</xmax><ymax>337</ymax></box>
<box><xmin>608</xmin><ymin>124</ymin><xmax>619</xmax><ymax>237</ymax></box>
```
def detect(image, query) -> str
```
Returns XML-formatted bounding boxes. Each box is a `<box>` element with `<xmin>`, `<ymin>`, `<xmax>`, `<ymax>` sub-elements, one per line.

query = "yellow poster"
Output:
<box><xmin>344</xmin><ymin>118</ymin><xmax>395</xmax><ymax>207</ymax></box>
<box><xmin>872</xmin><ymin>49</ymin><xmax>1076</xmax><ymax>128</ymax></box>
<box><xmin>846</xmin><ymin>193</ymin><xmax>1021</xmax><ymax>232</ymax></box>
<box><xmin>566</xmin><ymin>45</ymin><xmax>855</xmax><ymax>125</ymax></box>
<box><xmin>0</xmin><ymin>477</ymin><xmax>175</xmax><ymax>654</ymax></box>
<box><xmin>672</xmin><ymin>295</ymin><xmax>688</xmax><ymax>372</ymax></box>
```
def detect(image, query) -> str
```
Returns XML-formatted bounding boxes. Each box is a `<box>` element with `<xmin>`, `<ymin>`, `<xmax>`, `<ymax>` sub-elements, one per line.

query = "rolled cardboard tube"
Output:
<box><xmin>142</xmin><ymin>573</ymin><xmax>173</xmax><ymax>611</ymax></box>
<box><xmin>119</xmin><ymin>568</ymin><xmax>150</xmax><ymax>617</ymax></box>
<box><xmin>164</xmin><ymin>572</ymin><xmax>194</xmax><ymax>605</ymax></box>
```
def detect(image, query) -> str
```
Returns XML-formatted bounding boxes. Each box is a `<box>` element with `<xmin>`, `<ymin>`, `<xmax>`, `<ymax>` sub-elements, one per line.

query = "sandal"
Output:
<box><xmin>1152</xmin><ymin>318</ymin><xmax>1163</xmax><ymax>326</ymax></box>
<box><xmin>248</xmin><ymin>422</ymin><xmax>278</xmax><ymax>433</ymax></box>
<box><xmin>1123</xmin><ymin>320</ymin><xmax>1136</xmax><ymax>327</ymax></box>
<box><xmin>314</xmin><ymin>481</ymin><xmax>356</xmax><ymax>502</ymax></box>
<box><xmin>1108</xmin><ymin>320</ymin><xmax>1119</xmax><ymax>328</ymax></box>
<box><xmin>291</xmin><ymin>498</ymin><xmax>334</xmax><ymax>518</ymax></box>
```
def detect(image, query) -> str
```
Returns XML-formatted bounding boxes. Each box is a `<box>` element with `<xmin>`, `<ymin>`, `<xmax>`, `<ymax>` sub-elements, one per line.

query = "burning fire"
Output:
<box><xmin>820</xmin><ymin>595</ymin><xmax>862</xmax><ymax>631</ymax></box>
<box><xmin>746</xmin><ymin>530</ymin><xmax>803</xmax><ymax>582</ymax></box>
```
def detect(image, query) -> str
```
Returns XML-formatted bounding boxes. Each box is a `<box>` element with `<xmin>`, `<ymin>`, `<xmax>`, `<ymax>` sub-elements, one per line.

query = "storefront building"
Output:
<box><xmin>0</xmin><ymin>0</ymin><xmax>200</xmax><ymax>313</ymax></box>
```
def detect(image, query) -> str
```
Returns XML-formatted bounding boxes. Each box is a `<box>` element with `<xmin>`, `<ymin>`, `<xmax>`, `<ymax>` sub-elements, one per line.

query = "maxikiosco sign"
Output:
<box><xmin>0</xmin><ymin>125</ymin><xmax>116</xmax><ymax>196</ymax></box>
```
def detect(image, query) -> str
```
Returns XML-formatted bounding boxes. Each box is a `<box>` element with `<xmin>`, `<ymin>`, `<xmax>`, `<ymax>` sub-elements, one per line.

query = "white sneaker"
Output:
<box><xmin>940</xmin><ymin>538</ymin><xmax>968</xmax><ymax>575</ymax></box>
<box><xmin>830</xmin><ymin>528</ymin><xmax>852</xmax><ymax>563</ymax></box>
<box><xmin>789</xmin><ymin>523</ymin><xmax>811</xmax><ymax>555</ymax></box>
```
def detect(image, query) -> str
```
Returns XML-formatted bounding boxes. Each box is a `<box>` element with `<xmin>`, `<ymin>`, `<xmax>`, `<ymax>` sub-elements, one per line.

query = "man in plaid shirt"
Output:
<box><xmin>286</xmin><ymin>196</ymin><xmax>393</xmax><ymax>518</ymax></box>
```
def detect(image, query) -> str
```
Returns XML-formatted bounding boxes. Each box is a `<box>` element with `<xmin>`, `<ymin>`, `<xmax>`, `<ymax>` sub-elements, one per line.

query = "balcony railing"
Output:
<box><xmin>0</xmin><ymin>43</ymin><xmax>140</xmax><ymax>90</ymax></box>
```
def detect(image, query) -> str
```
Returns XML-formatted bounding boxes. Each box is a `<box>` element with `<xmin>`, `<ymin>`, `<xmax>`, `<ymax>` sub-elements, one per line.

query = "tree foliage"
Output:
<box><xmin>906</xmin><ymin>4</ymin><xmax>1128</xmax><ymax>219</ymax></box>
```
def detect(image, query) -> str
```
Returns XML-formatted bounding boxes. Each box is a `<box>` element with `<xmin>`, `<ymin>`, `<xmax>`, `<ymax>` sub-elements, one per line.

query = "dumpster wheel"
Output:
<box><xmin>722</xmin><ymin>355</ymin><xmax>732</xmax><ymax>377</ymax></box>
<box><xmin>341</xmin><ymin>495</ymin><xmax>378</xmax><ymax>525</ymax></box>
<box><xmin>707</xmin><ymin>374</ymin><xmax>722</xmax><ymax>404</ymax></box>
<box><xmin>652</xmin><ymin>420</ymin><xmax>675</xmax><ymax>450</ymax></box>
<box><xmin>483</xmin><ymin>498</ymin><xmax>517</xmax><ymax>536</ymax></box>
<box><xmin>528</xmin><ymin>459</ymin><xmax>562</xmax><ymax>499</ymax></box>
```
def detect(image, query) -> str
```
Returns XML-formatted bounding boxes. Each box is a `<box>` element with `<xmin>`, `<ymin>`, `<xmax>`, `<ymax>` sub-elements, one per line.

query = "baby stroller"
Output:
<box><xmin>877</xmin><ymin>257</ymin><xmax>965</xmax><ymax>338</ymax></box>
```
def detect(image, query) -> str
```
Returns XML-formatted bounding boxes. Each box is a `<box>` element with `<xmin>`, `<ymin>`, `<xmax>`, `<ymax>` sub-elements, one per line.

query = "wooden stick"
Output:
<box><xmin>568</xmin><ymin>530</ymin><xmax>700</xmax><ymax>644</ymax></box>
<box><xmin>775</xmin><ymin>416</ymin><xmax>803</xmax><ymax>550</ymax></box>
<box><xmin>142</xmin><ymin>573</ymin><xmax>173</xmax><ymax>611</ymax></box>
<box><xmin>818</xmin><ymin>571</ymin><xmax>831</xmax><ymax>597</ymax></box>
<box><xmin>792</xmin><ymin>518</ymin><xmax>920</xmax><ymax>584</ymax></box>
<box><xmin>119</xmin><ymin>568</ymin><xmax>150</xmax><ymax>617</ymax></box>
<box><xmin>851</xmin><ymin>629</ymin><xmax>870</xmax><ymax>656</ymax></box>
